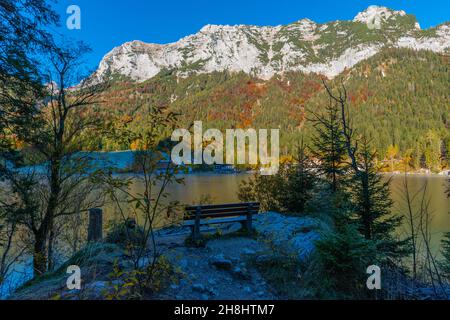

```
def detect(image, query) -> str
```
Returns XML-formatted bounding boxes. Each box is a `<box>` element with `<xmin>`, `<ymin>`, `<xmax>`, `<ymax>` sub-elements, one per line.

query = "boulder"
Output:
<box><xmin>192</xmin><ymin>283</ymin><xmax>207</xmax><ymax>293</ymax></box>
<box><xmin>209</xmin><ymin>254</ymin><xmax>233</xmax><ymax>270</ymax></box>
<box><xmin>231</xmin><ymin>266</ymin><xmax>251</xmax><ymax>280</ymax></box>
<box><xmin>253</xmin><ymin>212</ymin><xmax>325</xmax><ymax>260</ymax></box>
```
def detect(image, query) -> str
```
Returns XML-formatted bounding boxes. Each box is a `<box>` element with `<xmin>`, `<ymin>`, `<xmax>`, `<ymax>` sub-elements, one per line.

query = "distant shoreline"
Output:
<box><xmin>380</xmin><ymin>172</ymin><xmax>449</xmax><ymax>177</ymax></box>
<box><xmin>8</xmin><ymin>148</ymin><xmax>450</xmax><ymax>178</ymax></box>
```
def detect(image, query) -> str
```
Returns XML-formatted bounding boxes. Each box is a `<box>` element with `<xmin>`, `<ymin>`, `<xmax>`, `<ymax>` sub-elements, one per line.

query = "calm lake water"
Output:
<box><xmin>1</xmin><ymin>173</ymin><xmax>448</xmax><ymax>298</ymax></box>
<box><xmin>103</xmin><ymin>173</ymin><xmax>449</xmax><ymax>255</ymax></box>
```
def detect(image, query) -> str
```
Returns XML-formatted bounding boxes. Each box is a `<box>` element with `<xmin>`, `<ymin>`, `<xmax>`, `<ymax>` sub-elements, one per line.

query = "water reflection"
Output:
<box><xmin>103</xmin><ymin>173</ymin><xmax>449</xmax><ymax>255</ymax></box>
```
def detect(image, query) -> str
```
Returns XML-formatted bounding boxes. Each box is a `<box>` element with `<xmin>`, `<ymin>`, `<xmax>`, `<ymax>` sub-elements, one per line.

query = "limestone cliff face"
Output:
<box><xmin>88</xmin><ymin>6</ymin><xmax>450</xmax><ymax>84</ymax></box>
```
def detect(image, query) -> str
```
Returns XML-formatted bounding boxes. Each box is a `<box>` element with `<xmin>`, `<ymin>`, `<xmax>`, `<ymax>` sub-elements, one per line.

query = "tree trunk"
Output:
<box><xmin>43</xmin><ymin>157</ymin><xmax>61</xmax><ymax>272</ymax></box>
<box><xmin>47</xmin><ymin>226</ymin><xmax>56</xmax><ymax>271</ymax></box>
<box><xmin>33</xmin><ymin>235</ymin><xmax>47</xmax><ymax>276</ymax></box>
<box><xmin>33</xmin><ymin>158</ymin><xmax>60</xmax><ymax>277</ymax></box>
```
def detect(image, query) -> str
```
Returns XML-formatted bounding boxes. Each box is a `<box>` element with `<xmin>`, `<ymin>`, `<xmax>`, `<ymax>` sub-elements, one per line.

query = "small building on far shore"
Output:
<box><xmin>417</xmin><ymin>168</ymin><xmax>431</xmax><ymax>175</ymax></box>
<box><xmin>214</xmin><ymin>164</ymin><xmax>236</xmax><ymax>174</ymax></box>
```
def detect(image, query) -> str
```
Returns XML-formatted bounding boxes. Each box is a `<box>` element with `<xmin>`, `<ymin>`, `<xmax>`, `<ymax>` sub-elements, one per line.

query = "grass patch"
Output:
<box><xmin>16</xmin><ymin>242</ymin><xmax>122</xmax><ymax>292</ymax></box>
<box><xmin>249</xmin><ymin>253</ymin><xmax>306</xmax><ymax>299</ymax></box>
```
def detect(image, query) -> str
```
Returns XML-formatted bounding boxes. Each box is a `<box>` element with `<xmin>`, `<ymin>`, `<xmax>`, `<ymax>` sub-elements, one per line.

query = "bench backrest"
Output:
<box><xmin>184</xmin><ymin>202</ymin><xmax>260</xmax><ymax>220</ymax></box>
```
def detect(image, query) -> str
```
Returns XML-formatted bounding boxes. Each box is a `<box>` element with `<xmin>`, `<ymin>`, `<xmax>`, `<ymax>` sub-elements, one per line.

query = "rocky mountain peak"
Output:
<box><xmin>353</xmin><ymin>5</ymin><xmax>406</xmax><ymax>24</ymax></box>
<box><xmin>88</xmin><ymin>6</ymin><xmax>449</xmax><ymax>84</ymax></box>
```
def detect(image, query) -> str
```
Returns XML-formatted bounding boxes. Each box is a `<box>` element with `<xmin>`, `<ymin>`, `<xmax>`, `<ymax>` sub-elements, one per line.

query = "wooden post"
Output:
<box><xmin>88</xmin><ymin>208</ymin><xmax>103</xmax><ymax>242</ymax></box>
<box><xmin>246</xmin><ymin>203</ymin><xmax>253</xmax><ymax>232</ymax></box>
<box><xmin>193</xmin><ymin>206</ymin><xmax>201</xmax><ymax>241</ymax></box>
<box><xmin>125</xmin><ymin>218</ymin><xmax>136</xmax><ymax>230</ymax></box>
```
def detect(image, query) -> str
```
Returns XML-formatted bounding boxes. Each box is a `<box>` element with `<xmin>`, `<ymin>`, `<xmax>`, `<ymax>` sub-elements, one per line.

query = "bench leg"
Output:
<box><xmin>246</xmin><ymin>213</ymin><xmax>253</xmax><ymax>232</ymax></box>
<box><xmin>189</xmin><ymin>226</ymin><xmax>195</xmax><ymax>240</ymax></box>
<box><xmin>240</xmin><ymin>214</ymin><xmax>253</xmax><ymax>233</ymax></box>
<box><xmin>193</xmin><ymin>216</ymin><xmax>200</xmax><ymax>241</ymax></box>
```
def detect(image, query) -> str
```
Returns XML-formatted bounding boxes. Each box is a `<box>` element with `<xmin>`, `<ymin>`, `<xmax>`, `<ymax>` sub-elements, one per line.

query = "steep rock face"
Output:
<box><xmin>353</xmin><ymin>5</ymin><xmax>408</xmax><ymax>26</ymax></box>
<box><xmin>396</xmin><ymin>24</ymin><xmax>450</xmax><ymax>51</ymax></box>
<box><xmin>88</xmin><ymin>6</ymin><xmax>449</xmax><ymax>84</ymax></box>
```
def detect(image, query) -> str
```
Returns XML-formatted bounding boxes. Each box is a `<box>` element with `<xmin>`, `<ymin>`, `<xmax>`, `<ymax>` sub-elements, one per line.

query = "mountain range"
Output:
<box><xmin>82</xmin><ymin>6</ymin><xmax>449</xmax><ymax>170</ymax></box>
<box><xmin>88</xmin><ymin>5</ymin><xmax>449</xmax><ymax>84</ymax></box>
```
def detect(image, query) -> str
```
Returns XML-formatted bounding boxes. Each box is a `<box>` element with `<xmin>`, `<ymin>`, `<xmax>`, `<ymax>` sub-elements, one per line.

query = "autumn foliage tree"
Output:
<box><xmin>0</xmin><ymin>0</ymin><xmax>58</xmax><ymax>283</ymax></box>
<box><xmin>10</xmin><ymin>42</ymin><xmax>109</xmax><ymax>275</ymax></box>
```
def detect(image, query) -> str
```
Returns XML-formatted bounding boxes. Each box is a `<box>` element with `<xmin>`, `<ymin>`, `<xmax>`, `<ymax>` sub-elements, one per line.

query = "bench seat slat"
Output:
<box><xmin>184</xmin><ymin>202</ymin><xmax>260</xmax><ymax>240</ymax></box>
<box><xmin>185</xmin><ymin>202</ymin><xmax>259</xmax><ymax>211</ymax></box>
<box><xmin>184</xmin><ymin>216</ymin><xmax>247</xmax><ymax>226</ymax></box>
<box><xmin>185</xmin><ymin>207</ymin><xmax>260</xmax><ymax>214</ymax></box>
<box><xmin>184</xmin><ymin>211</ymin><xmax>258</xmax><ymax>220</ymax></box>
<box><xmin>185</xmin><ymin>206</ymin><xmax>259</xmax><ymax>216</ymax></box>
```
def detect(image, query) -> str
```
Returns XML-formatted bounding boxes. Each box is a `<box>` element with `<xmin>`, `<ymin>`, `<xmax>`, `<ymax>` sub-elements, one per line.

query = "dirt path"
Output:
<box><xmin>152</xmin><ymin>212</ymin><xmax>324</xmax><ymax>300</ymax></box>
<box><xmin>10</xmin><ymin>212</ymin><xmax>322</xmax><ymax>300</ymax></box>
<box><xmin>157</xmin><ymin>236</ymin><xmax>277</xmax><ymax>300</ymax></box>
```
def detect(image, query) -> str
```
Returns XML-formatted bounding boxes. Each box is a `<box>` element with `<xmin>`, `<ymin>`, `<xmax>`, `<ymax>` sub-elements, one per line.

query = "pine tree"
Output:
<box><xmin>282</xmin><ymin>139</ymin><xmax>317</xmax><ymax>213</ymax></box>
<box><xmin>314</xmin><ymin>223</ymin><xmax>376</xmax><ymax>298</ymax></box>
<box><xmin>348</xmin><ymin>136</ymin><xmax>408</xmax><ymax>259</ymax></box>
<box><xmin>321</xmin><ymin>81</ymin><xmax>408</xmax><ymax>260</ymax></box>
<box><xmin>310</xmin><ymin>99</ymin><xmax>347</xmax><ymax>192</ymax></box>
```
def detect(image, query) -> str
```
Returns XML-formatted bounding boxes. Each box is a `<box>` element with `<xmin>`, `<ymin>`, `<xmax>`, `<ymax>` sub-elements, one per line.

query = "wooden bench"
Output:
<box><xmin>184</xmin><ymin>202</ymin><xmax>260</xmax><ymax>240</ymax></box>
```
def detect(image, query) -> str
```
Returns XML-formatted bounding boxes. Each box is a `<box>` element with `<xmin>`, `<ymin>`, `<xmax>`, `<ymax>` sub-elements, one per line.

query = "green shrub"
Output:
<box><xmin>440</xmin><ymin>232</ymin><xmax>450</xmax><ymax>282</ymax></box>
<box><xmin>251</xmin><ymin>253</ymin><xmax>305</xmax><ymax>299</ymax></box>
<box><xmin>105</xmin><ymin>222</ymin><xmax>146</xmax><ymax>248</ymax></box>
<box><xmin>307</xmin><ymin>224</ymin><xmax>378</xmax><ymax>299</ymax></box>
<box><xmin>104</xmin><ymin>256</ymin><xmax>178</xmax><ymax>300</ymax></box>
<box><xmin>238</xmin><ymin>144</ymin><xmax>316</xmax><ymax>214</ymax></box>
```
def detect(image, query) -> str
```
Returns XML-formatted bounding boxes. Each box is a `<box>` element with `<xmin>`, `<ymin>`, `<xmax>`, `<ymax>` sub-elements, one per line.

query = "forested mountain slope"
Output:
<box><xmin>88</xmin><ymin>48</ymin><xmax>448</xmax><ymax>170</ymax></box>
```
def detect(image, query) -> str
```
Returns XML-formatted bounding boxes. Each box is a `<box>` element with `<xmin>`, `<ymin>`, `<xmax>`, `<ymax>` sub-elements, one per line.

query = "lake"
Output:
<box><xmin>1</xmin><ymin>172</ymin><xmax>448</xmax><ymax>298</ymax></box>
<box><xmin>103</xmin><ymin>173</ymin><xmax>449</xmax><ymax>255</ymax></box>
<box><xmin>14</xmin><ymin>150</ymin><xmax>449</xmax><ymax>253</ymax></box>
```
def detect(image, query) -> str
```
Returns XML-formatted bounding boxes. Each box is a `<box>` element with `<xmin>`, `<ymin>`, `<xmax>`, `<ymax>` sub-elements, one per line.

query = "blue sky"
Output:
<box><xmin>52</xmin><ymin>0</ymin><xmax>450</xmax><ymax>70</ymax></box>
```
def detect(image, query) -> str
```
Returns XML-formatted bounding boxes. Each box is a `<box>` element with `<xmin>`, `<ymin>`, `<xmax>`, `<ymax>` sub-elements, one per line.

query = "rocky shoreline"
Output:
<box><xmin>10</xmin><ymin>212</ymin><xmax>325</xmax><ymax>300</ymax></box>
<box><xmin>9</xmin><ymin>212</ymin><xmax>449</xmax><ymax>300</ymax></box>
